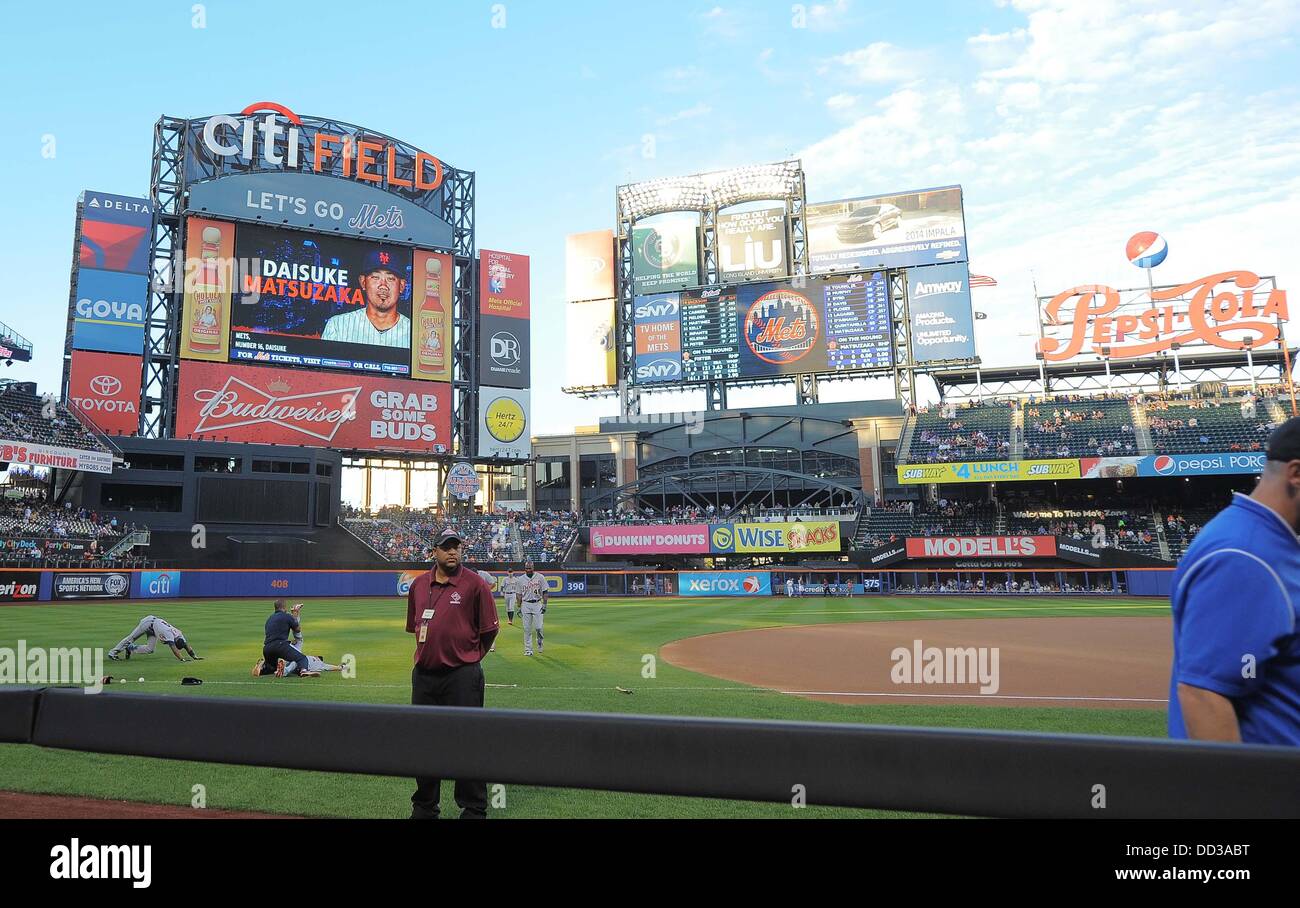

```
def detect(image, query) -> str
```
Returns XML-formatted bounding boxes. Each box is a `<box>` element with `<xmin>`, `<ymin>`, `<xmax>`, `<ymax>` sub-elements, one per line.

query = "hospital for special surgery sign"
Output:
<box><xmin>1038</xmin><ymin>270</ymin><xmax>1287</xmax><ymax>362</ymax></box>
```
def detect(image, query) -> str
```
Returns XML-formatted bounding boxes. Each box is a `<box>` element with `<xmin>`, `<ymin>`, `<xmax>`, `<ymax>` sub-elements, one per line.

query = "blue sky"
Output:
<box><xmin>1</xmin><ymin>0</ymin><xmax>1297</xmax><ymax>436</ymax></box>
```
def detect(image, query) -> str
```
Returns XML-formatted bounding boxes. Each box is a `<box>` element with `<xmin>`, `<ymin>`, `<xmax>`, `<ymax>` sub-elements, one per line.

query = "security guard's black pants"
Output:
<box><xmin>410</xmin><ymin>662</ymin><xmax>488</xmax><ymax>819</ymax></box>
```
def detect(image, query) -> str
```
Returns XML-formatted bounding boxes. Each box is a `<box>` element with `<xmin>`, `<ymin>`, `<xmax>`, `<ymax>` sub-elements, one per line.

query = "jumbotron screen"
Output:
<box><xmin>633</xmin><ymin>273</ymin><xmax>892</xmax><ymax>385</ymax></box>
<box><xmin>231</xmin><ymin>224</ymin><xmax>415</xmax><ymax>376</ymax></box>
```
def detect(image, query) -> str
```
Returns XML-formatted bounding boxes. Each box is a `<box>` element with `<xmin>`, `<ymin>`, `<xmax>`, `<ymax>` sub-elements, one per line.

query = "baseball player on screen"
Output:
<box><xmin>518</xmin><ymin>560</ymin><xmax>549</xmax><ymax>656</ymax></box>
<box><xmin>503</xmin><ymin>569</ymin><xmax>519</xmax><ymax>625</ymax></box>
<box><xmin>320</xmin><ymin>247</ymin><xmax>411</xmax><ymax>347</ymax></box>
<box><xmin>108</xmin><ymin>615</ymin><xmax>201</xmax><ymax>662</ymax></box>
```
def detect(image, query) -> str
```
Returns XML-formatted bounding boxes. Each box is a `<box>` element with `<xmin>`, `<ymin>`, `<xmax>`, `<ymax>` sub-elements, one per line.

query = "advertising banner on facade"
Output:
<box><xmin>1080</xmin><ymin>452</ymin><xmax>1266</xmax><ymax>479</ymax></box>
<box><xmin>897</xmin><ymin>459</ymin><xmax>1080</xmax><ymax>484</ymax></box>
<box><xmin>180</xmin><ymin>216</ymin><xmax>236</xmax><ymax>363</ymax></box>
<box><xmin>53</xmin><ymin>572</ymin><xmax>130</xmax><ymax>600</ymax></box>
<box><xmin>565</xmin><ymin>230</ymin><xmax>615</xmax><ymax>302</ymax></box>
<box><xmin>410</xmin><ymin>250</ymin><xmax>453</xmax><ymax>382</ymax></box>
<box><xmin>717</xmin><ymin>207</ymin><xmax>787</xmax><ymax>282</ymax></box>
<box><xmin>479</xmin><ymin>313</ymin><xmax>530</xmax><ymax>389</ymax></box>
<box><xmin>480</xmin><ymin>250</ymin><xmax>530</xmax><ymax>319</ymax></box>
<box><xmin>78</xmin><ymin>191</ymin><xmax>152</xmax><ymax>273</ymax></box>
<box><xmin>679</xmin><ymin>571</ymin><xmax>772</xmax><ymax>597</ymax></box>
<box><xmin>175</xmin><ymin>361</ymin><xmax>450</xmax><ymax>453</ymax></box>
<box><xmin>808</xmin><ymin>185</ymin><xmax>967</xmax><ymax>272</ymax></box>
<box><xmin>632</xmin><ymin>293</ymin><xmax>683</xmax><ymax>385</ymax></box>
<box><xmin>0</xmin><ymin>440</ymin><xmax>112</xmax><ymax>474</ymax></box>
<box><xmin>0</xmin><ymin>571</ymin><xmax>40</xmax><ymax>603</ymax></box>
<box><xmin>71</xmin><ymin>268</ymin><xmax>149</xmax><ymax>355</ymax></box>
<box><xmin>632</xmin><ymin>216</ymin><xmax>700</xmax><ymax>295</ymax></box>
<box><xmin>566</xmin><ymin>298</ymin><xmax>618</xmax><ymax>387</ymax></box>
<box><xmin>477</xmin><ymin>387</ymin><xmax>530</xmax><ymax>459</ymax></box>
<box><xmin>906</xmin><ymin>261</ymin><xmax>977</xmax><ymax>363</ymax></box>
<box><xmin>136</xmin><ymin>570</ymin><xmax>182</xmax><ymax>599</ymax></box>
<box><xmin>67</xmin><ymin>350</ymin><xmax>142</xmax><ymax>436</ymax></box>
<box><xmin>589</xmin><ymin>524</ymin><xmax>711</xmax><ymax>555</ymax></box>
<box><xmin>187</xmin><ymin>171</ymin><xmax>454</xmax><ymax>248</ymax></box>
<box><xmin>905</xmin><ymin>536</ymin><xmax>1057</xmax><ymax>559</ymax></box>
<box><xmin>708</xmin><ymin>521</ymin><xmax>841</xmax><ymax>554</ymax></box>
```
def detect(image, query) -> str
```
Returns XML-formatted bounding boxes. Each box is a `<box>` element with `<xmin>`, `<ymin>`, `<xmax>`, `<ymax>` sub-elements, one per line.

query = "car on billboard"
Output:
<box><xmin>835</xmin><ymin>204</ymin><xmax>903</xmax><ymax>242</ymax></box>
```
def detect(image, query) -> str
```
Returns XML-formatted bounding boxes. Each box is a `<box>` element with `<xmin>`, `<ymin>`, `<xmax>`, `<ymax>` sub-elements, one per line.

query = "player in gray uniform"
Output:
<box><xmin>503</xmin><ymin>569</ymin><xmax>520</xmax><ymax>625</ymax></box>
<box><xmin>518</xmin><ymin>560</ymin><xmax>549</xmax><ymax>656</ymax></box>
<box><xmin>108</xmin><ymin>615</ymin><xmax>201</xmax><ymax>662</ymax></box>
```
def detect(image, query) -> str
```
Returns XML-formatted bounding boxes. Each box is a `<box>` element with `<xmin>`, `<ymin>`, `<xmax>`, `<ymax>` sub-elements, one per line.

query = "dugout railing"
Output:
<box><xmin>1</xmin><ymin>687</ymin><xmax>1297</xmax><ymax>818</ymax></box>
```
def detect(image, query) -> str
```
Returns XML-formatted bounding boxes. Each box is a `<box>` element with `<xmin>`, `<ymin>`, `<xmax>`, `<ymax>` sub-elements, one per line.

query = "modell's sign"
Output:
<box><xmin>1039</xmin><ymin>271</ymin><xmax>1287</xmax><ymax>362</ymax></box>
<box><xmin>175</xmin><ymin>361</ymin><xmax>450</xmax><ymax>453</ymax></box>
<box><xmin>905</xmin><ymin>536</ymin><xmax>1057</xmax><ymax>558</ymax></box>
<box><xmin>187</xmin><ymin>102</ymin><xmax>444</xmax><ymax>194</ymax></box>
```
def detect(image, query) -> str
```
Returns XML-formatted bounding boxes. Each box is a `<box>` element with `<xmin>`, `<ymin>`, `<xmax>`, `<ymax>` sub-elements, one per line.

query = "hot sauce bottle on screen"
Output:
<box><xmin>190</xmin><ymin>225</ymin><xmax>225</xmax><ymax>353</ymax></box>
<box><xmin>418</xmin><ymin>256</ymin><xmax>446</xmax><ymax>371</ymax></box>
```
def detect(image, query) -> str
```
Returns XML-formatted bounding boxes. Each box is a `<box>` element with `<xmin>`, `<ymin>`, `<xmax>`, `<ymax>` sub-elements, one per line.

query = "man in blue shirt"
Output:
<box><xmin>1169</xmin><ymin>418</ymin><xmax>1300</xmax><ymax>746</ymax></box>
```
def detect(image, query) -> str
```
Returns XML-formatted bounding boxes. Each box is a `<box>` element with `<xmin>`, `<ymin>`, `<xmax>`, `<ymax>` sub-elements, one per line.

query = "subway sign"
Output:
<box><xmin>897</xmin><ymin>459</ymin><xmax>1080</xmax><ymax>485</ymax></box>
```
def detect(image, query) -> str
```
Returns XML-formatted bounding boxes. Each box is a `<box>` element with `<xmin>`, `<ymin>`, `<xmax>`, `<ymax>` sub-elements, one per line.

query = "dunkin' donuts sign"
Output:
<box><xmin>176</xmin><ymin>361</ymin><xmax>449</xmax><ymax>453</ymax></box>
<box><xmin>1039</xmin><ymin>270</ymin><xmax>1288</xmax><ymax>362</ymax></box>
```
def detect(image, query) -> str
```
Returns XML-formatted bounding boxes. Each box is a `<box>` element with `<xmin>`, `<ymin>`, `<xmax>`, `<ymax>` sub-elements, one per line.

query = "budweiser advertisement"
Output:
<box><xmin>67</xmin><ymin>350</ymin><xmax>141</xmax><ymax>435</ymax></box>
<box><xmin>1038</xmin><ymin>269</ymin><xmax>1288</xmax><ymax>362</ymax></box>
<box><xmin>589</xmin><ymin>524</ymin><xmax>711</xmax><ymax>555</ymax></box>
<box><xmin>176</xmin><ymin>361</ymin><xmax>450</xmax><ymax>453</ymax></box>
<box><xmin>905</xmin><ymin>537</ymin><xmax>1057</xmax><ymax>558</ymax></box>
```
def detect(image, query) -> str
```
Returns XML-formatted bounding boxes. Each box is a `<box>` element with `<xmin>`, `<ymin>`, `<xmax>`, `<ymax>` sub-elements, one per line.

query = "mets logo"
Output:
<box><xmin>711</xmin><ymin>525</ymin><xmax>734</xmax><ymax>551</ymax></box>
<box><xmin>743</xmin><ymin>288</ymin><xmax>819</xmax><ymax>365</ymax></box>
<box><xmin>1153</xmin><ymin>455</ymin><xmax>1177</xmax><ymax>475</ymax></box>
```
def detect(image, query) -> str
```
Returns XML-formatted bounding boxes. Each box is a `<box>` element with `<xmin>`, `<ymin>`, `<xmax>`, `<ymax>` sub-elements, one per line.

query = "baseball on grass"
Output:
<box><xmin>138</xmin><ymin>677</ymin><xmax>145</xmax><ymax>682</ymax></box>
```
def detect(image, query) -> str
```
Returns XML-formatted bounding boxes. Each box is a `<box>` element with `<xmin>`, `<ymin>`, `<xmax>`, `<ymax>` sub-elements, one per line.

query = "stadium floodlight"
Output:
<box><xmin>618</xmin><ymin>161</ymin><xmax>802</xmax><ymax>220</ymax></box>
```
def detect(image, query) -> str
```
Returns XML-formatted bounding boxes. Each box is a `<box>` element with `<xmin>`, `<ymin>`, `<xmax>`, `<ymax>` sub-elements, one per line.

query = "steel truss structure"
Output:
<box><xmin>584</xmin><ymin>465</ymin><xmax>865</xmax><ymax>515</ymax></box>
<box><xmin>928</xmin><ymin>348</ymin><xmax>1297</xmax><ymax>403</ymax></box>
<box><xmin>141</xmin><ymin>112</ymin><xmax>477</xmax><ymax>457</ymax></box>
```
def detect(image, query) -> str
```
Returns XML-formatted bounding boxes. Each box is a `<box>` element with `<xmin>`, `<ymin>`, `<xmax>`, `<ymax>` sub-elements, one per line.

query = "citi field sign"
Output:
<box><xmin>1039</xmin><ymin>270</ymin><xmax>1288</xmax><ymax>362</ymax></box>
<box><xmin>191</xmin><ymin>102</ymin><xmax>444</xmax><ymax>192</ymax></box>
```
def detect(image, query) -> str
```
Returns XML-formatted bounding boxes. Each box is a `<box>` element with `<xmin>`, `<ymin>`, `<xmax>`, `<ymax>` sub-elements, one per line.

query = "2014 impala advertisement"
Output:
<box><xmin>175</xmin><ymin>361</ymin><xmax>450</xmax><ymax>453</ymax></box>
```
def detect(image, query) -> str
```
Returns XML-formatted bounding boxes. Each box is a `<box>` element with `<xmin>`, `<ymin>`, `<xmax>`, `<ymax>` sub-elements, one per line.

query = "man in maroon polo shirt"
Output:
<box><xmin>407</xmin><ymin>526</ymin><xmax>500</xmax><ymax>819</ymax></box>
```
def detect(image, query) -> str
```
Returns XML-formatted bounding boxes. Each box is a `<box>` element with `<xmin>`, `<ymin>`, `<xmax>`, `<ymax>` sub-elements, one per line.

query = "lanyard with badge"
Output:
<box><xmin>418</xmin><ymin>579</ymin><xmax>454</xmax><ymax>644</ymax></box>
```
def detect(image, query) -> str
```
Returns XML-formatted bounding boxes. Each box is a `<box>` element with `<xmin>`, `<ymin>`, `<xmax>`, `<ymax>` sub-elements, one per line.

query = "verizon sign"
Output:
<box><xmin>176</xmin><ymin>361</ymin><xmax>450</xmax><ymax>453</ymax></box>
<box><xmin>905</xmin><ymin>536</ymin><xmax>1057</xmax><ymax>558</ymax></box>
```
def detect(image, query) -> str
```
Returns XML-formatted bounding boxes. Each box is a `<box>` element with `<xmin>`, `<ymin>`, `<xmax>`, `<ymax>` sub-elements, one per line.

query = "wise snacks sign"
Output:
<box><xmin>1039</xmin><ymin>270</ymin><xmax>1288</xmax><ymax>362</ymax></box>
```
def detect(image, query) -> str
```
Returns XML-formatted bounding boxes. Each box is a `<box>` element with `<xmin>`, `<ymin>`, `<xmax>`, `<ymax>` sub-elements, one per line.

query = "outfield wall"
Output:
<box><xmin>0</xmin><ymin>567</ymin><xmax>1175</xmax><ymax>603</ymax></box>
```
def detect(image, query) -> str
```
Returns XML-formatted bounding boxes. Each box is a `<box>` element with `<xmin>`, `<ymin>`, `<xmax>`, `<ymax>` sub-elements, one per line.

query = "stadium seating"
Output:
<box><xmin>0</xmin><ymin>497</ymin><xmax>147</xmax><ymax>567</ymax></box>
<box><xmin>341</xmin><ymin>508</ymin><xmax>578</xmax><ymax>563</ymax></box>
<box><xmin>854</xmin><ymin>500</ymin><xmax>997</xmax><ymax>548</ymax></box>
<box><xmin>904</xmin><ymin>400</ymin><xmax>1013</xmax><ymax>463</ymax></box>
<box><xmin>0</xmin><ymin>382</ymin><xmax>106</xmax><ymax>452</ymax></box>
<box><xmin>1021</xmin><ymin>396</ymin><xmax>1137</xmax><ymax>460</ymax></box>
<box><xmin>1147</xmin><ymin>395</ymin><xmax>1275</xmax><ymax>454</ymax></box>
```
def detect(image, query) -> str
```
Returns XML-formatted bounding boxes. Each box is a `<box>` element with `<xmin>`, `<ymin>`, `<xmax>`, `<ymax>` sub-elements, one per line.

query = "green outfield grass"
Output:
<box><xmin>0</xmin><ymin>594</ymin><xmax>1169</xmax><ymax>818</ymax></box>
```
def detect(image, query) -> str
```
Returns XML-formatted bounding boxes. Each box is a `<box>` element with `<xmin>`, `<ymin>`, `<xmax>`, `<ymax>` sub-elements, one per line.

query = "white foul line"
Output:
<box><xmin>777</xmin><ymin>690</ymin><xmax>1167</xmax><ymax>703</ymax></box>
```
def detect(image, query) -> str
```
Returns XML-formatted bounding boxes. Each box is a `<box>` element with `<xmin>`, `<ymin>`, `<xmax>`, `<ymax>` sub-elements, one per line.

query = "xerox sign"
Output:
<box><xmin>176</xmin><ymin>361</ymin><xmax>450</xmax><ymax>453</ymax></box>
<box><xmin>679</xmin><ymin>571</ymin><xmax>772</xmax><ymax>597</ymax></box>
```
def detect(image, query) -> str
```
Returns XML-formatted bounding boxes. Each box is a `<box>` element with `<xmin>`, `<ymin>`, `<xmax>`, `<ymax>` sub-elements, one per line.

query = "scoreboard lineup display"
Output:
<box><xmin>635</xmin><ymin>273</ymin><xmax>893</xmax><ymax>385</ymax></box>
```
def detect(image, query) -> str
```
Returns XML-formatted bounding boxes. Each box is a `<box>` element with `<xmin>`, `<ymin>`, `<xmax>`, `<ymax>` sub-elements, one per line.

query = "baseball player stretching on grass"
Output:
<box><xmin>108</xmin><ymin>616</ymin><xmax>201</xmax><ymax>662</ymax></box>
<box><xmin>519</xmin><ymin>560</ymin><xmax>548</xmax><ymax>656</ymax></box>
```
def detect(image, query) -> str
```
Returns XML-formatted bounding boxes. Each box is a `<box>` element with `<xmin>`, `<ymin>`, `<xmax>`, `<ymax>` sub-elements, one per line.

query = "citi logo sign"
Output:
<box><xmin>913</xmin><ymin>280</ymin><xmax>963</xmax><ymax>298</ymax></box>
<box><xmin>636</xmin><ymin>359</ymin><xmax>681</xmax><ymax>380</ymax></box>
<box><xmin>490</xmin><ymin>332</ymin><xmax>520</xmax><ymax>367</ymax></box>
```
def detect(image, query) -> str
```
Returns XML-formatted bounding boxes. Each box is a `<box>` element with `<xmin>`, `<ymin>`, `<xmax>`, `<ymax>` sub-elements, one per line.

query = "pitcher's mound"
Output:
<box><xmin>661</xmin><ymin>616</ymin><xmax>1170</xmax><ymax>709</ymax></box>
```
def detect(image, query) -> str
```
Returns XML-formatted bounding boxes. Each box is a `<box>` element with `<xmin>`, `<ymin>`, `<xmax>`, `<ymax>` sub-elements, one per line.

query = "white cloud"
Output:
<box><xmin>825</xmin><ymin>93</ymin><xmax>857</xmax><ymax>110</ymax></box>
<box><xmin>827</xmin><ymin>42</ymin><xmax>922</xmax><ymax>83</ymax></box>
<box><xmin>656</xmin><ymin>103</ymin><xmax>713</xmax><ymax>127</ymax></box>
<box><xmin>804</xmin><ymin>0</ymin><xmax>852</xmax><ymax>31</ymax></box>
